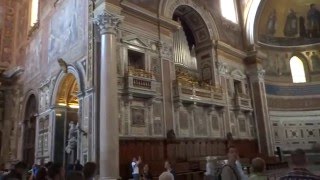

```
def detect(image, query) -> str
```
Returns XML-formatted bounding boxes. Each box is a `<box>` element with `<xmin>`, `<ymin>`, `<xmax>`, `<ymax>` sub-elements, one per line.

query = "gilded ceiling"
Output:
<box><xmin>56</xmin><ymin>74</ymin><xmax>79</xmax><ymax>106</ymax></box>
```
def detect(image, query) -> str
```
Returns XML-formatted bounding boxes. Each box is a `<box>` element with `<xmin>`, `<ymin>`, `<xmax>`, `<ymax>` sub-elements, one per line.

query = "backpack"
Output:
<box><xmin>215</xmin><ymin>164</ymin><xmax>239</xmax><ymax>180</ymax></box>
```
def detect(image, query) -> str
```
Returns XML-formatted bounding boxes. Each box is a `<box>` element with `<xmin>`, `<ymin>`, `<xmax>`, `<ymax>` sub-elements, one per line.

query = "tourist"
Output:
<box><xmin>2</xmin><ymin>161</ymin><xmax>27</xmax><ymax>180</ymax></box>
<box><xmin>204</xmin><ymin>160</ymin><xmax>214</xmax><ymax>180</ymax></box>
<box><xmin>67</xmin><ymin>160</ymin><xmax>83</xmax><ymax>172</ymax></box>
<box><xmin>236</xmin><ymin>155</ymin><xmax>248</xmax><ymax>180</ymax></box>
<box><xmin>66</xmin><ymin>171</ymin><xmax>84</xmax><ymax>180</ymax></box>
<box><xmin>221</xmin><ymin>146</ymin><xmax>241</xmax><ymax>180</ymax></box>
<box><xmin>47</xmin><ymin>163</ymin><xmax>65</xmax><ymax>180</ymax></box>
<box><xmin>164</xmin><ymin>161</ymin><xmax>176</xmax><ymax>179</ymax></box>
<box><xmin>159</xmin><ymin>171</ymin><xmax>174</xmax><ymax>180</ymax></box>
<box><xmin>141</xmin><ymin>164</ymin><xmax>152</xmax><ymax>180</ymax></box>
<box><xmin>131</xmin><ymin>156</ymin><xmax>142</xmax><ymax>180</ymax></box>
<box><xmin>44</xmin><ymin>162</ymin><xmax>53</xmax><ymax>171</ymax></box>
<box><xmin>280</xmin><ymin>149</ymin><xmax>320</xmax><ymax>180</ymax></box>
<box><xmin>35</xmin><ymin>167</ymin><xmax>47</xmax><ymax>180</ymax></box>
<box><xmin>83</xmin><ymin>162</ymin><xmax>97</xmax><ymax>180</ymax></box>
<box><xmin>249</xmin><ymin>157</ymin><xmax>267</xmax><ymax>180</ymax></box>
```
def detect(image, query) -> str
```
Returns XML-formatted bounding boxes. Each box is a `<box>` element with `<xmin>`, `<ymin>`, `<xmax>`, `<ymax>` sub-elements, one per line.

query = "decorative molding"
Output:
<box><xmin>231</xmin><ymin>69</ymin><xmax>246</xmax><ymax>80</ymax></box>
<box><xmin>120</xmin><ymin>1</ymin><xmax>179</xmax><ymax>31</ymax></box>
<box><xmin>215</xmin><ymin>41</ymin><xmax>247</xmax><ymax>59</ymax></box>
<box><xmin>257</xmin><ymin>69</ymin><xmax>265</xmax><ymax>80</ymax></box>
<box><xmin>93</xmin><ymin>10</ymin><xmax>124</xmax><ymax>35</ymax></box>
<box><xmin>158</xmin><ymin>41</ymin><xmax>173</xmax><ymax>60</ymax></box>
<box><xmin>161</xmin><ymin>0</ymin><xmax>219</xmax><ymax>40</ymax></box>
<box><xmin>121</xmin><ymin>35</ymin><xmax>151</xmax><ymax>50</ymax></box>
<box><xmin>86</xmin><ymin>0</ymin><xmax>94</xmax><ymax>89</ymax></box>
<box><xmin>216</xmin><ymin>62</ymin><xmax>229</xmax><ymax>75</ymax></box>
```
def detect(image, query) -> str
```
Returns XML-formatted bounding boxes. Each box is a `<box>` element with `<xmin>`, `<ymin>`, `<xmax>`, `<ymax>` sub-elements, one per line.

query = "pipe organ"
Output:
<box><xmin>173</xmin><ymin>21</ymin><xmax>198</xmax><ymax>71</ymax></box>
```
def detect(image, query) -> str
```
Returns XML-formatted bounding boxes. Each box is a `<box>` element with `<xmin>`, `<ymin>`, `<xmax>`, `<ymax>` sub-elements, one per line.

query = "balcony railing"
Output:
<box><xmin>173</xmin><ymin>80</ymin><xmax>225</xmax><ymax>106</ymax></box>
<box><xmin>118</xmin><ymin>67</ymin><xmax>157</xmax><ymax>98</ymax></box>
<box><xmin>234</xmin><ymin>93</ymin><xmax>252</xmax><ymax>111</ymax></box>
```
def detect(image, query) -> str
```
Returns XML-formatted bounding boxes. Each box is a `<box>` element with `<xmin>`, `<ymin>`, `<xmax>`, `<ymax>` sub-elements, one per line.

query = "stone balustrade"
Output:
<box><xmin>118</xmin><ymin>69</ymin><xmax>158</xmax><ymax>98</ymax></box>
<box><xmin>173</xmin><ymin>80</ymin><xmax>225</xmax><ymax>106</ymax></box>
<box><xmin>234</xmin><ymin>94</ymin><xmax>252</xmax><ymax>111</ymax></box>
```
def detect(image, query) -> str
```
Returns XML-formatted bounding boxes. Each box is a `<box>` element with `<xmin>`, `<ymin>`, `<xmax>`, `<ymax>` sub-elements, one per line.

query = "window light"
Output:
<box><xmin>30</xmin><ymin>0</ymin><xmax>39</xmax><ymax>26</ymax></box>
<box><xmin>220</xmin><ymin>0</ymin><xmax>238</xmax><ymax>23</ymax></box>
<box><xmin>290</xmin><ymin>56</ymin><xmax>306</xmax><ymax>83</ymax></box>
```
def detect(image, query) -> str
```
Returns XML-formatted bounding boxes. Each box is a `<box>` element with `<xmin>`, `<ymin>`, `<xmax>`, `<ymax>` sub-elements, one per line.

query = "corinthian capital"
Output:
<box><xmin>93</xmin><ymin>10</ymin><xmax>123</xmax><ymax>35</ymax></box>
<box><xmin>257</xmin><ymin>69</ymin><xmax>265</xmax><ymax>80</ymax></box>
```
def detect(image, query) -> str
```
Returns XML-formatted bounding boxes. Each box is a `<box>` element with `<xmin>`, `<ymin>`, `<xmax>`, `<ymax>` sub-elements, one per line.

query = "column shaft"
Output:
<box><xmin>99</xmin><ymin>33</ymin><xmax>119</xmax><ymax>179</ymax></box>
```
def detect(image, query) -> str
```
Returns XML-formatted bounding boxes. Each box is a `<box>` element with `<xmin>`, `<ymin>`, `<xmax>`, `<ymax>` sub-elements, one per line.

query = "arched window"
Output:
<box><xmin>290</xmin><ymin>56</ymin><xmax>306</xmax><ymax>83</ymax></box>
<box><xmin>220</xmin><ymin>0</ymin><xmax>238</xmax><ymax>23</ymax></box>
<box><xmin>30</xmin><ymin>0</ymin><xmax>39</xmax><ymax>27</ymax></box>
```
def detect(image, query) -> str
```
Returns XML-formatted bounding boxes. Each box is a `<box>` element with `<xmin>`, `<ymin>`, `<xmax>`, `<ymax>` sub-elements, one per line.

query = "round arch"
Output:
<box><xmin>245</xmin><ymin>0</ymin><xmax>266</xmax><ymax>45</ymax></box>
<box><xmin>21</xmin><ymin>90</ymin><xmax>39</xmax><ymax>120</ymax></box>
<box><xmin>159</xmin><ymin>0</ymin><xmax>220</xmax><ymax>41</ymax></box>
<box><xmin>50</xmin><ymin>65</ymin><xmax>85</xmax><ymax>164</ymax></box>
<box><xmin>290</xmin><ymin>53</ymin><xmax>311</xmax><ymax>82</ymax></box>
<box><xmin>51</xmin><ymin>65</ymin><xmax>85</xmax><ymax>106</ymax></box>
<box><xmin>22</xmin><ymin>94</ymin><xmax>38</xmax><ymax>167</ymax></box>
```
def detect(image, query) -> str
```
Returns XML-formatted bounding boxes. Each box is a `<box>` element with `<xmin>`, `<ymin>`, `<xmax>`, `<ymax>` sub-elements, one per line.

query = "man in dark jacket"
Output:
<box><xmin>2</xmin><ymin>161</ymin><xmax>27</xmax><ymax>180</ymax></box>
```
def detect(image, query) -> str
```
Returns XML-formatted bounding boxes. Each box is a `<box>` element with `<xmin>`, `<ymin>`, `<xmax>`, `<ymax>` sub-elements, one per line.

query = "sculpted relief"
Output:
<box><xmin>39</xmin><ymin>78</ymin><xmax>55</xmax><ymax>112</ymax></box>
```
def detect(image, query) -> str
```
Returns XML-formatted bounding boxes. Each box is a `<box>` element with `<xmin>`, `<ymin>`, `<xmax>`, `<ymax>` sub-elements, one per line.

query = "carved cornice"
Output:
<box><xmin>120</xmin><ymin>1</ymin><xmax>180</xmax><ymax>31</ymax></box>
<box><xmin>216</xmin><ymin>62</ymin><xmax>229</xmax><ymax>75</ymax></box>
<box><xmin>93</xmin><ymin>10</ymin><xmax>124</xmax><ymax>35</ymax></box>
<box><xmin>214</xmin><ymin>40</ymin><xmax>247</xmax><ymax>59</ymax></box>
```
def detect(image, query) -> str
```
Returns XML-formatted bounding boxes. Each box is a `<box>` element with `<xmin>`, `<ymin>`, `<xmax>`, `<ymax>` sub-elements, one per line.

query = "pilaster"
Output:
<box><xmin>246</xmin><ymin>51</ymin><xmax>273</xmax><ymax>156</ymax></box>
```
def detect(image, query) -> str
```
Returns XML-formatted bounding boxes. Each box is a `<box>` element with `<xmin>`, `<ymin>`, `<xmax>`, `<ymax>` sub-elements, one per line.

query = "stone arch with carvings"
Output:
<box><xmin>21</xmin><ymin>90</ymin><xmax>39</xmax><ymax>120</ymax></box>
<box><xmin>159</xmin><ymin>0</ymin><xmax>220</xmax><ymax>41</ymax></box>
<box><xmin>51</xmin><ymin>65</ymin><xmax>85</xmax><ymax>106</ymax></box>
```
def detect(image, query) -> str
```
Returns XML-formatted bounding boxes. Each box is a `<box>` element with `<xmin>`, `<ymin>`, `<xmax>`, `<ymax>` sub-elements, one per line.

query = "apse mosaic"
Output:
<box><xmin>259</xmin><ymin>0</ymin><xmax>320</xmax><ymax>46</ymax></box>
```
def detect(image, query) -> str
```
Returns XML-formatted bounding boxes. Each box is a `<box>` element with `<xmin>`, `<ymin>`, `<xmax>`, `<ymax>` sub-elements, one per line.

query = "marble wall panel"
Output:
<box><xmin>153</xmin><ymin>102</ymin><xmax>163</xmax><ymax>135</ymax></box>
<box><xmin>270</xmin><ymin>110</ymin><xmax>320</xmax><ymax>151</ymax></box>
<box><xmin>193</xmin><ymin>106</ymin><xmax>207</xmax><ymax>136</ymax></box>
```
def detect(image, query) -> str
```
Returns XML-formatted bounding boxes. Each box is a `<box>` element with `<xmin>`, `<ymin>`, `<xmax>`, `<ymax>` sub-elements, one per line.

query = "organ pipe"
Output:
<box><xmin>173</xmin><ymin>19</ymin><xmax>198</xmax><ymax>71</ymax></box>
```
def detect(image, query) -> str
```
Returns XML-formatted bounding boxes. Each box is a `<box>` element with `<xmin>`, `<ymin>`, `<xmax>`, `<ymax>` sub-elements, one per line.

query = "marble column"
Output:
<box><xmin>246</xmin><ymin>52</ymin><xmax>273</xmax><ymax>156</ymax></box>
<box><xmin>94</xmin><ymin>10</ymin><xmax>123</xmax><ymax>180</ymax></box>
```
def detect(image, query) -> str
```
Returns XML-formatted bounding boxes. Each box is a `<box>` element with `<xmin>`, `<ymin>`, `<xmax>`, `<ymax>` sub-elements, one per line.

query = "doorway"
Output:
<box><xmin>23</xmin><ymin>95</ymin><xmax>37</xmax><ymax>168</ymax></box>
<box><xmin>54</xmin><ymin>73</ymin><xmax>80</xmax><ymax>166</ymax></box>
